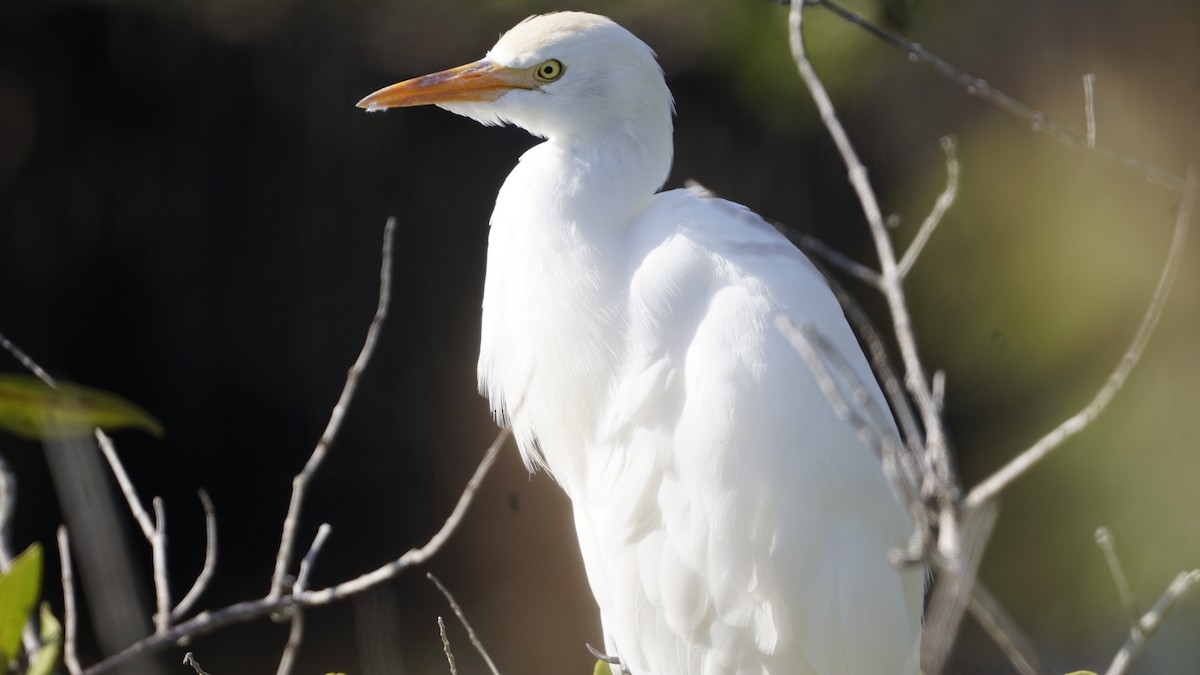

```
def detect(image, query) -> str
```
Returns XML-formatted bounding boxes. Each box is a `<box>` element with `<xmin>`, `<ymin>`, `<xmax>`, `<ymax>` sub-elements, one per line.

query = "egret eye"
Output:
<box><xmin>534</xmin><ymin>59</ymin><xmax>565</xmax><ymax>83</ymax></box>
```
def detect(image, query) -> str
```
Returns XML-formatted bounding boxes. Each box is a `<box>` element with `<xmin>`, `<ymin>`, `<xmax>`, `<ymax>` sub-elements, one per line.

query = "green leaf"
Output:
<box><xmin>0</xmin><ymin>375</ymin><xmax>164</xmax><ymax>441</ymax></box>
<box><xmin>593</xmin><ymin>660</ymin><xmax>613</xmax><ymax>675</ymax></box>
<box><xmin>0</xmin><ymin>544</ymin><xmax>42</xmax><ymax>674</ymax></box>
<box><xmin>27</xmin><ymin>604</ymin><xmax>61</xmax><ymax>675</ymax></box>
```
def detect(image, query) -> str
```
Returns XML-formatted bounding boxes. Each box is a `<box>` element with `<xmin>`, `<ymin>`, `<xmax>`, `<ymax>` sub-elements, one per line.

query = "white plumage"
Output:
<box><xmin>359</xmin><ymin>12</ymin><xmax>921</xmax><ymax>674</ymax></box>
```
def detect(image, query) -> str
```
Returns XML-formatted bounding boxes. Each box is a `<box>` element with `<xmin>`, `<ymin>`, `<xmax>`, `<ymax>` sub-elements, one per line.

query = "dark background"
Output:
<box><xmin>1</xmin><ymin>0</ymin><xmax>1198</xmax><ymax>673</ymax></box>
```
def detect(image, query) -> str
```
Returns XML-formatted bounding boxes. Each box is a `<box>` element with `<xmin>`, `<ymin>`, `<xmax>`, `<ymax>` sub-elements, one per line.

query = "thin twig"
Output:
<box><xmin>271</xmin><ymin>217</ymin><xmax>396</xmax><ymax>598</ymax></box>
<box><xmin>0</xmin><ymin>330</ymin><xmax>57</xmax><ymax>387</ymax></box>
<box><xmin>428</xmin><ymin>573</ymin><xmax>502</xmax><ymax>675</ymax></box>
<box><xmin>931</xmin><ymin>370</ymin><xmax>946</xmax><ymax>415</ymax></box>
<box><xmin>173</xmin><ymin>490</ymin><xmax>218</xmax><ymax>620</ymax></box>
<box><xmin>966</xmin><ymin>169</ymin><xmax>1197</xmax><ymax>508</ymax></box>
<box><xmin>966</xmin><ymin>580</ymin><xmax>1048</xmax><ymax>675</ymax></box>
<box><xmin>94</xmin><ymin>430</ymin><xmax>155</xmax><ymax>538</ymax></box>
<box><xmin>296</xmin><ymin>524</ymin><xmax>333</xmax><ymax>594</ymax></box>
<box><xmin>276</xmin><ymin>524</ymin><xmax>331</xmax><ymax>675</ymax></box>
<box><xmin>437</xmin><ymin>617</ymin><xmax>458</xmax><ymax>675</ymax></box>
<box><xmin>0</xmin><ymin>453</ymin><xmax>15</xmax><ymax>567</ymax></box>
<box><xmin>151</xmin><ymin>497</ymin><xmax>172</xmax><ymax>633</ymax></box>
<box><xmin>794</xmin><ymin>0</ymin><xmax>1187</xmax><ymax>190</ymax></box>
<box><xmin>788</xmin><ymin>0</ymin><xmax>957</xmax><ymax>552</ymax></box>
<box><xmin>815</xmin><ymin>260</ymin><xmax>926</xmax><ymax>456</ymax></box>
<box><xmin>82</xmin><ymin>428</ymin><xmax>510</xmax><ymax>675</ymax></box>
<box><xmin>299</xmin><ymin>427</ymin><xmax>509</xmax><ymax>605</ymax></box>
<box><xmin>792</xmin><ymin>232</ymin><xmax>882</xmax><ymax>286</ymax></box>
<box><xmin>275</xmin><ymin>610</ymin><xmax>305</xmax><ymax>675</ymax></box>
<box><xmin>921</xmin><ymin>503</ymin><xmax>1002</xmax><ymax>675</ymax></box>
<box><xmin>1095</xmin><ymin>527</ymin><xmax>1140</xmax><ymax>626</ymax></box>
<box><xmin>898</xmin><ymin>136</ymin><xmax>959</xmax><ymax>278</ymax></box>
<box><xmin>1105</xmin><ymin>569</ymin><xmax>1200</xmax><ymax>675</ymax></box>
<box><xmin>58</xmin><ymin>526</ymin><xmax>82</xmax><ymax>675</ymax></box>
<box><xmin>1083</xmin><ymin>73</ymin><xmax>1097</xmax><ymax>150</ymax></box>
<box><xmin>182</xmin><ymin>652</ymin><xmax>211</xmax><ymax>675</ymax></box>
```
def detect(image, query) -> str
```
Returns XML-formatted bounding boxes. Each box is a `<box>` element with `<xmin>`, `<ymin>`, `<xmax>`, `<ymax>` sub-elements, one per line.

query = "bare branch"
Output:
<box><xmin>299</xmin><ymin>427</ymin><xmax>509</xmax><ymax>605</ymax></box>
<box><xmin>0</xmin><ymin>330</ymin><xmax>57</xmax><ymax>387</ymax></box>
<box><xmin>816</xmin><ymin>264</ymin><xmax>926</xmax><ymax>457</ymax></box>
<box><xmin>57</xmin><ymin>526</ymin><xmax>82</xmax><ymax>675</ymax></box>
<box><xmin>788</xmin><ymin>0</ymin><xmax>957</xmax><ymax>556</ymax></box>
<box><xmin>1095</xmin><ymin>527</ymin><xmax>1140</xmax><ymax>626</ymax></box>
<box><xmin>437</xmin><ymin>617</ymin><xmax>458</xmax><ymax>675</ymax></box>
<box><xmin>796</xmin><ymin>0</ymin><xmax>1187</xmax><ymax>190</ymax></box>
<box><xmin>966</xmin><ymin>169</ymin><xmax>1197</xmax><ymax>508</ymax></box>
<box><xmin>966</xmin><ymin>580</ymin><xmax>1048</xmax><ymax>675</ymax></box>
<box><xmin>95</xmin><ymin>430</ymin><xmax>155</xmax><ymax>538</ymax></box>
<box><xmin>183</xmin><ymin>652</ymin><xmax>211</xmax><ymax>675</ymax></box>
<box><xmin>792</xmin><ymin>232</ymin><xmax>882</xmax><ymax>287</ymax></box>
<box><xmin>921</xmin><ymin>503</ymin><xmax>999</xmax><ymax>675</ymax></box>
<box><xmin>428</xmin><ymin>573</ymin><xmax>502</xmax><ymax>675</ymax></box>
<box><xmin>1105</xmin><ymin>569</ymin><xmax>1200</xmax><ymax>675</ymax></box>
<box><xmin>931</xmin><ymin>370</ymin><xmax>946</xmax><ymax>415</ymax></box>
<box><xmin>0</xmin><ymin>453</ymin><xmax>15</xmax><ymax>566</ymax></box>
<box><xmin>151</xmin><ymin>497</ymin><xmax>171</xmax><ymax>633</ymax></box>
<box><xmin>277</xmin><ymin>524</ymin><xmax>331</xmax><ymax>675</ymax></box>
<box><xmin>271</xmin><ymin>217</ymin><xmax>396</xmax><ymax>598</ymax></box>
<box><xmin>296</xmin><ymin>524</ymin><xmax>332</xmax><ymax>594</ymax></box>
<box><xmin>898</xmin><ymin>136</ymin><xmax>959</xmax><ymax>278</ymax></box>
<box><xmin>275</xmin><ymin>610</ymin><xmax>304</xmax><ymax>675</ymax></box>
<box><xmin>173</xmin><ymin>490</ymin><xmax>218</xmax><ymax>620</ymax></box>
<box><xmin>1083</xmin><ymin>73</ymin><xmax>1097</xmax><ymax>150</ymax></box>
<box><xmin>82</xmin><ymin>428</ymin><xmax>510</xmax><ymax>675</ymax></box>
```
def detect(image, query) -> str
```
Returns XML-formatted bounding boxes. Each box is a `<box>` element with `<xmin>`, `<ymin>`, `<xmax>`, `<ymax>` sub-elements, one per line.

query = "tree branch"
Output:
<box><xmin>898</xmin><ymin>136</ymin><xmax>959</xmax><ymax>279</ymax></box>
<box><xmin>81</xmin><ymin>428</ymin><xmax>509</xmax><ymax>675</ymax></box>
<box><xmin>270</xmin><ymin>217</ymin><xmax>396</xmax><ymax>598</ymax></box>
<box><xmin>966</xmin><ymin>169</ymin><xmax>1196</xmax><ymax>508</ymax></box>
<box><xmin>428</xmin><ymin>573</ymin><xmax>502</xmax><ymax>675</ymax></box>
<box><xmin>173</xmin><ymin>490</ymin><xmax>218</xmax><ymax>621</ymax></box>
<box><xmin>1105</xmin><ymin>570</ymin><xmax>1200</xmax><ymax>675</ymax></box>
<box><xmin>793</xmin><ymin>0</ymin><xmax>1187</xmax><ymax>190</ymax></box>
<box><xmin>57</xmin><ymin>526</ymin><xmax>82</xmax><ymax>675</ymax></box>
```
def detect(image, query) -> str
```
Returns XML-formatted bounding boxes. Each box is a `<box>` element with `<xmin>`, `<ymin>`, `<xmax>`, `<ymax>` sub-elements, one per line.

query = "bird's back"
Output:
<box><xmin>567</xmin><ymin>187</ymin><xmax>922</xmax><ymax>675</ymax></box>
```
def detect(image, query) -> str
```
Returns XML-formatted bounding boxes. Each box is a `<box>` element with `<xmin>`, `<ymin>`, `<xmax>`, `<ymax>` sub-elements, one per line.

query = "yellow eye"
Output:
<box><xmin>534</xmin><ymin>59</ymin><xmax>564</xmax><ymax>82</ymax></box>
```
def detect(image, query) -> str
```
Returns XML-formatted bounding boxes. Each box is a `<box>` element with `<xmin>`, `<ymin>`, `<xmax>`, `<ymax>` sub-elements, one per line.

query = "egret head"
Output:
<box><xmin>357</xmin><ymin>12</ymin><xmax>674</xmax><ymax>143</ymax></box>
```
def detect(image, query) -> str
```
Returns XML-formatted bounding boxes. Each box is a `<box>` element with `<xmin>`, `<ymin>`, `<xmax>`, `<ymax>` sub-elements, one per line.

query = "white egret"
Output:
<box><xmin>359</xmin><ymin>12</ymin><xmax>921</xmax><ymax>675</ymax></box>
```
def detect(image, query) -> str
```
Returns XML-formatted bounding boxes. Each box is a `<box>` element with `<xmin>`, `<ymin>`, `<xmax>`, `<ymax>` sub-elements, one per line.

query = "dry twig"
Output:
<box><xmin>182</xmin><ymin>652</ymin><xmax>211</xmax><ymax>675</ymax></box>
<box><xmin>172</xmin><ymin>490</ymin><xmax>218</xmax><ymax>621</ymax></box>
<box><xmin>437</xmin><ymin>617</ymin><xmax>458</xmax><ymax>675</ymax></box>
<box><xmin>1105</xmin><ymin>570</ymin><xmax>1200</xmax><ymax>675</ymax></box>
<box><xmin>57</xmin><ymin>526</ymin><xmax>82</xmax><ymax>675</ymax></box>
<box><xmin>428</xmin><ymin>573</ymin><xmax>502</xmax><ymax>675</ymax></box>
<box><xmin>81</xmin><ymin>427</ymin><xmax>510</xmax><ymax>675</ymax></box>
<box><xmin>966</xmin><ymin>170</ymin><xmax>1196</xmax><ymax>508</ymax></box>
<box><xmin>1095</xmin><ymin>527</ymin><xmax>1140</xmax><ymax>626</ymax></box>
<box><xmin>271</xmin><ymin>216</ymin><xmax>396</xmax><ymax>598</ymax></box>
<box><xmin>791</xmin><ymin>0</ymin><xmax>1187</xmax><ymax>190</ymax></box>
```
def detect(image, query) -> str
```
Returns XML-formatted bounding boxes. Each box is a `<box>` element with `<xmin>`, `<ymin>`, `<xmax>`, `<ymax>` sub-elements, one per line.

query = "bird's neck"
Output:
<box><xmin>477</xmin><ymin>125</ymin><xmax>672</xmax><ymax>489</ymax></box>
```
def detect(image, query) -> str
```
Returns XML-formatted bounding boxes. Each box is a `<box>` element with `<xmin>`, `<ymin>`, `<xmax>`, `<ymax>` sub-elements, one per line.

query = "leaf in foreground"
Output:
<box><xmin>0</xmin><ymin>375</ymin><xmax>164</xmax><ymax>441</ymax></box>
<box><xmin>26</xmin><ymin>603</ymin><xmax>61</xmax><ymax>675</ymax></box>
<box><xmin>0</xmin><ymin>544</ymin><xmax>42</xmax><ymax>675</ymax></box>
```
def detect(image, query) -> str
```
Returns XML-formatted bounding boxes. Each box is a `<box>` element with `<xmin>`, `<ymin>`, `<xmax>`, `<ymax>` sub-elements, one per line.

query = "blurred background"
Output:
<box><xmin>1</xmin><ymin>0</ymin><xmax>1198</xmax><ymax>672</ymax></box>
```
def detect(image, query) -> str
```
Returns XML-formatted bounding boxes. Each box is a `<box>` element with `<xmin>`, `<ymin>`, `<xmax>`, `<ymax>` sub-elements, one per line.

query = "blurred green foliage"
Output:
<box><xmin>0</xmin><ymin>376</ymin><xmax>163</xmax><ymax>441</ymax></box>
<box><xmin>0</xmin><ymin>545</ymin><xmax>42</xmax><ymax>675</ymax></box>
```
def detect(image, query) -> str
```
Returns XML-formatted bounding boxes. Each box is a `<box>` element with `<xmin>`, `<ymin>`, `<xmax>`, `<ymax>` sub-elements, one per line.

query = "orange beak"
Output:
<box><xmin>356</xmin><ymin>60</ymin><xmax>537</xmax><ymax>110</ymax></box>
